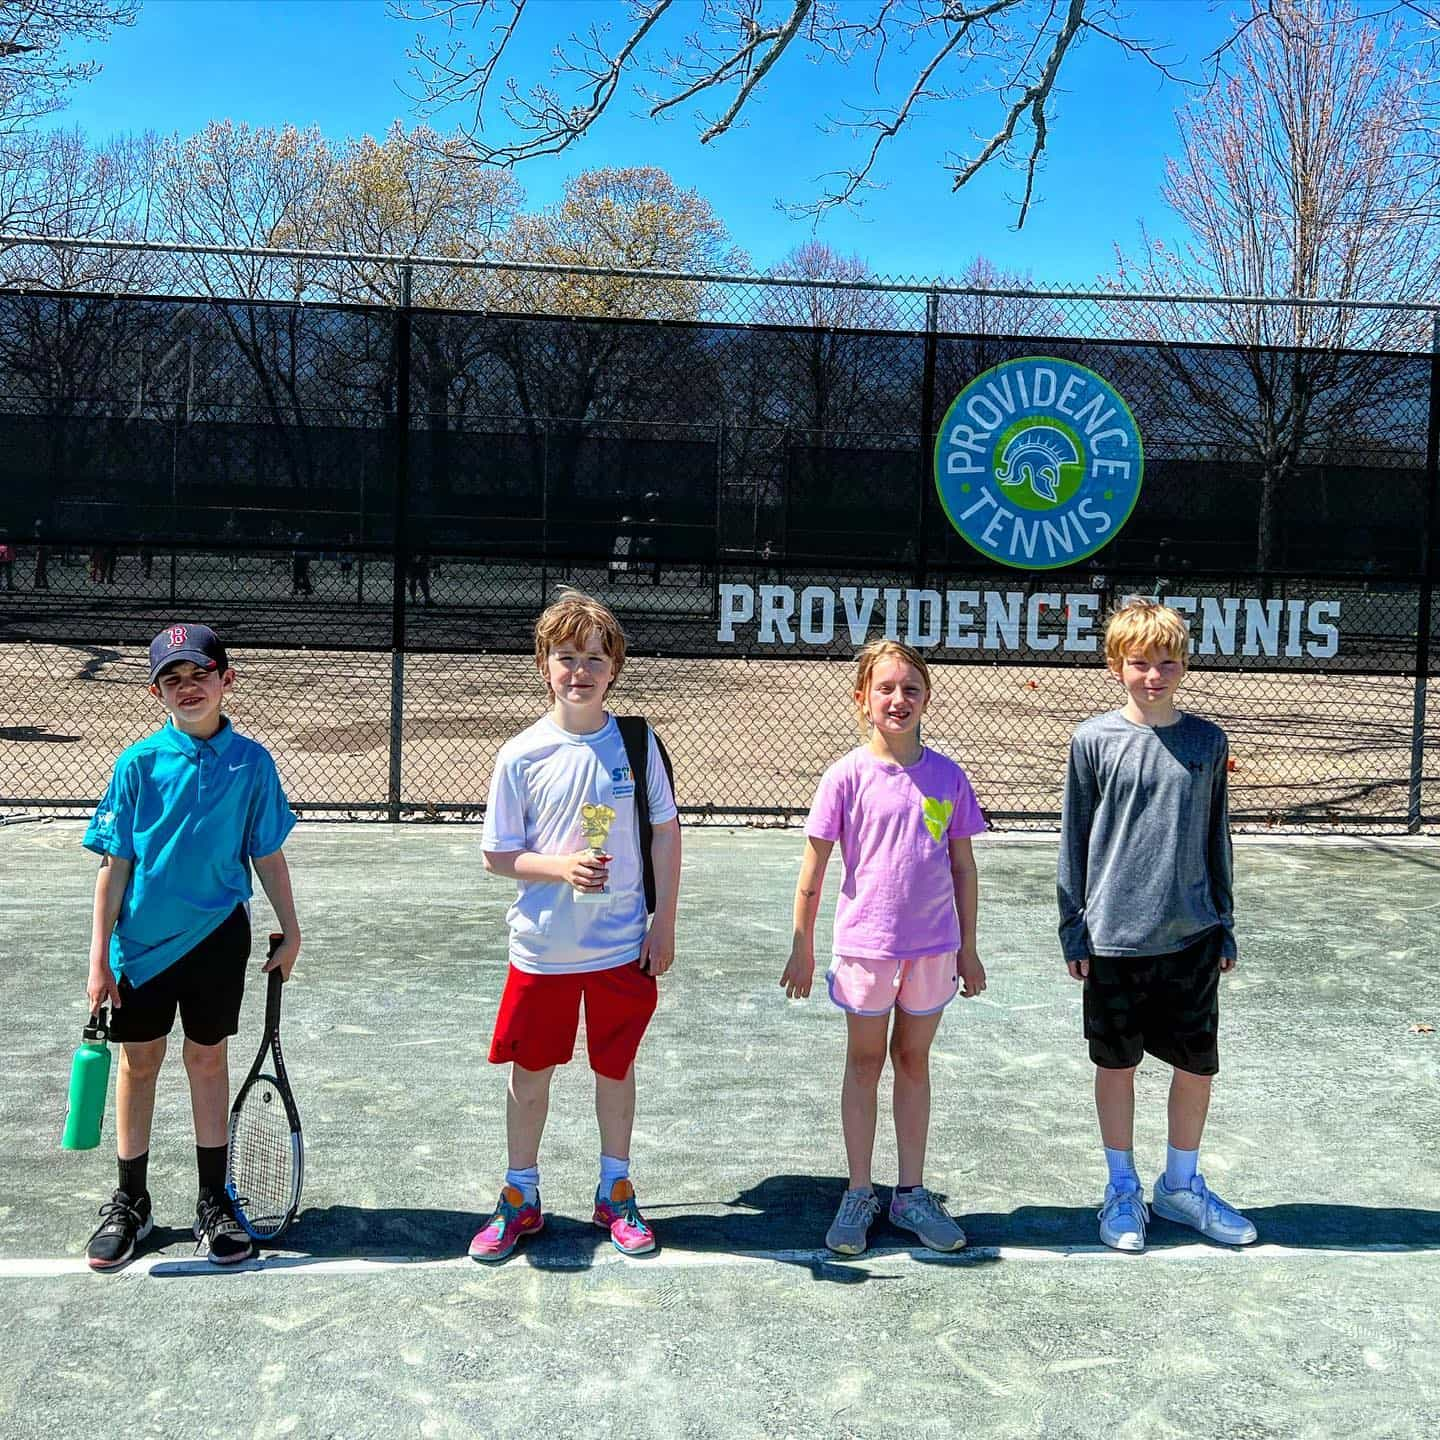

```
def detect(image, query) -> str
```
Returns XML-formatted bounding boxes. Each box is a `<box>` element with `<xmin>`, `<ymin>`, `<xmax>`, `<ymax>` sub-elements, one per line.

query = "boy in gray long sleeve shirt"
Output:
<box><xmin>1059</xmin><ymin>599</ymin><xmax>1256</xmax><ymax>1254</ymax></box>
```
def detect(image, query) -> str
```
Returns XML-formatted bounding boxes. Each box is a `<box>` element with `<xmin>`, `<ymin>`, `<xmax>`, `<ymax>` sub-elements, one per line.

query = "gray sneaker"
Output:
<box><xmin>888</xmin><ymin>1187</ymin><xmax>967</xmax><ymax>1252</ymax></box>
<box><xmin>1098</xmin><ymin>1181</ymin><xmax>1148</xmax><ymax>1253</ymax></box>
<box><xmin>825</xmin><ymin>1187</ymin><xmax>882</xmax><ymax>1255</ymax></box>
<box><xmin>1151</xmin><ymin>1172</ymin><xmax>1257</xmax><ymax>1246</ymax></box>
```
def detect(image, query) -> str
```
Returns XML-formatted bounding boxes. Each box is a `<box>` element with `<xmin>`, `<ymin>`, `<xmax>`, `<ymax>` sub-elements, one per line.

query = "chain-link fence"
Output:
<box><xmin>0</xmin><ymin>235</ymin><xmax>1435</xmax><ymax>830</ymax></box>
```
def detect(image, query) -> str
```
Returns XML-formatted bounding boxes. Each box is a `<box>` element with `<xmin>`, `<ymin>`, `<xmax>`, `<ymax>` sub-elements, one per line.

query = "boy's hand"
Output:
<box><xmin>957</xmin><ymin>946</ymin><xmax>987</xmax><ymax>998</ymax></box>
<box><xmin>1066</xmin><ymin>959</ymin><xmax>1090</xmax><ymax>981</ymax></box>
<box><xmin>639</xmin><ymin>918</ymin><xmax>674</xmax><ymax>977</ymax></box>
<box><xmin>780</xmin><ymin>946</ymin><xmax>814</xmax><ymax>1000</ymax></box>
<box><xmin>559</xmin><ymin>849</ymin><xmax>610</xmax><ymax>892</ymax></box>
<box><xmin>1220</xmin><ymin>953</ymin><xmax>1238</xmax><ymax>973</ymax></box>
<box><xmin>87</xmin><ymin>958</ymin><xmax>120</xmax><ymax>1014</ymax></box>
<box><xmin>262</xmin><ymin>933</ymin><xmax>301</xmax><ymax>980</ymax></box>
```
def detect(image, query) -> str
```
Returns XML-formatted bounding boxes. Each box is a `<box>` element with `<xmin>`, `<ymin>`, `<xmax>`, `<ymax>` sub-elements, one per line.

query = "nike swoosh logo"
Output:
<box><xmin>229</xmin><ymin>764</ymin><xmax>246</xmax><ymax>772</ymax></box>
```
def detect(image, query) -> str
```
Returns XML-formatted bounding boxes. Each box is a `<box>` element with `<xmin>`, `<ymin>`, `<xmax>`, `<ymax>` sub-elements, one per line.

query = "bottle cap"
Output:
<box><xmin>82</xmin><ymin>1008</ymin><xmax>109</xmax><ymax>1044</ymax></box>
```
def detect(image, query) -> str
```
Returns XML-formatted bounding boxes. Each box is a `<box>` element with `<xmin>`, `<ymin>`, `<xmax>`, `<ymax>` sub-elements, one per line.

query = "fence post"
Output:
<box><xmin>914</xmin><ymin>289</ymin><xmax>940</xmax><ymax>588</ymax></box>
<box><xmin>1409</xmin><ymin>310</ymin><xmax>1440</xmax><ymax>833</ymax></box>
<box><xmin>539</xmin><ymin>427</ymin><xmax>549</xmax><ymax>608</ymax></box>
<box><xmin>388</xmin><ymin>263</ymin><xmax>413</xmax><ymax>823</ymax></box>
<box><xmin>712</xmin><ymin>419</ymin><xmax>724</xmax><ymax>619</ymax></box>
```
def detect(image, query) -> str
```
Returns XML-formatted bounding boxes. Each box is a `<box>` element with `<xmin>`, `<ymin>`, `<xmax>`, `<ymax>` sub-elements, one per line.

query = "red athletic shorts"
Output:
<box><xmin>489</xmin><ymin>961</ymin><xmax>658</xmax><ymax>1080</ymax></box>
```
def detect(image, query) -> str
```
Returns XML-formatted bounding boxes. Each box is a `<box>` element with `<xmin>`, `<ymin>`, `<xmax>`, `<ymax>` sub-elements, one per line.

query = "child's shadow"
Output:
<box><xmin>647</xmin><ymin>1174</ymin><xmax>978</xmax><ymax>1284</ymax></box>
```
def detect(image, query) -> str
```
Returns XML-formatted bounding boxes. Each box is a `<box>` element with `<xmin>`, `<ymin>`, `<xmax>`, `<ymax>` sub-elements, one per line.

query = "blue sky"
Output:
<box><xmin>52</xmin><ymin>0</ymin><xmax>1237</xmax><ymax>286</ymax></box>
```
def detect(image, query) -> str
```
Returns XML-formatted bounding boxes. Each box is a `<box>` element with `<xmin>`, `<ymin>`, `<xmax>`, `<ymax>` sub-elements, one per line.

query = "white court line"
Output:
<box><xmin>1</xmin><ymin>1241</ymin><xmax>1435</xmax><ymax>1281</ymax></box>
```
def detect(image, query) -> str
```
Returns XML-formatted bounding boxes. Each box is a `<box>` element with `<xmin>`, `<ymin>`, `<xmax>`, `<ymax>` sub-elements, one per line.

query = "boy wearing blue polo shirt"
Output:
<box><xmin>82</xmin><ymin>624</ymin><xmax>301</xmax><ymax>1270</ymax></box>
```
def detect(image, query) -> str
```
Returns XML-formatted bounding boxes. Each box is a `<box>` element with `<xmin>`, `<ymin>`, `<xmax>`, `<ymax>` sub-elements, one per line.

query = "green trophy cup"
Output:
<box><xmin>575</xmin><ymin>802</ymin><xmax>617</xmax><ymax>905</ymax></box>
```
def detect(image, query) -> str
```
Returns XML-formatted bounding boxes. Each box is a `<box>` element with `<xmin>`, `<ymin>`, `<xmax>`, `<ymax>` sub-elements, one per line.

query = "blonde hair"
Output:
<box><xmin>1104</xmin><ymin>598</ymin><xmax>1191</xmax><ymax>669</ymax></box>
<box><xmin>534</xmin><ymin>589</ymin><xmax>627</xmax><ymax>694</ymax></box>
<box><xmin>852</xmin><ymin>639</ymin><xmax>932</xmax><ymax>735</ymax></box>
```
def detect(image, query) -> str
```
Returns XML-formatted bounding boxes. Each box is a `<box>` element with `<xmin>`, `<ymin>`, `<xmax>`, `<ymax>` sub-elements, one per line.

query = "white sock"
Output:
<box><xmin>504</xmin><ymin>1165</ymin><xmax>540</xmax><ymax>1204</ymax></box>
<box><xmin>599</xmin><ymin>1153</ymin><xmax>630</xmax><ymax>1193</ymax></box>
<box><xmin>1103</xmin><ymin>1146</ymin><xmax>1140</xmax><ymax>1190</ymax></box>
<box><xmin>1165</xmin><ymin>1145</ymin><xmax>1199</xmax><ymax>1190</ymax></box>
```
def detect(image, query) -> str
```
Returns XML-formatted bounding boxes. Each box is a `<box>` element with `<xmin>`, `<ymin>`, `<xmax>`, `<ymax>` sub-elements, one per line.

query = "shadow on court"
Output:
<box><xmin>131</xmin><ymin>1188</ymin><xmax>1440</xmax><ymax>1278</ymax></box>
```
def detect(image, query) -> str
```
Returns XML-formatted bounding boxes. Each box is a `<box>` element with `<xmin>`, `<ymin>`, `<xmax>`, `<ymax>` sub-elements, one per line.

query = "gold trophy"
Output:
<box><xmin>574</xmin><ymin>803</ymin><xmax>617</xmax><ymax>904</ymax></box>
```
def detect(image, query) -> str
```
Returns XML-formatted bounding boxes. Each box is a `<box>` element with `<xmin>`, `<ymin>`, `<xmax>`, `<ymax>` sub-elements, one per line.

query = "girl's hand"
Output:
<box><xmin>87</xmin><ymin>957</ymin><xmax>120</xmax><ymax>1014</ymax></box>
<box><xmin>1066</xmin><ymin>959</ymin><xmax>1090</xmax><ymax>981</ymax></box>
<box><xmin>639</xmin><ymin>919</ymin><xmax>675</xmax><ymax>977</ymax></box>
<box><xmin>559</xmin><ymin>849</ymin><xmax>610</xmax><ymax>891</ymax></box>
<box><xmin>957</xmin><ymin>947</ymin><xmax>986</xmax><ymax>998</ymax></box>
<box><xmin>780</xmin><ymin>947</ymin><xmax>814</xmax><ymax>1000</ymax></box>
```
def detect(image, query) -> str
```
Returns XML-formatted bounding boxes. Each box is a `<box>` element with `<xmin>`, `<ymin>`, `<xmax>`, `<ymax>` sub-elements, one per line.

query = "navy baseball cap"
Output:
<box><xmin>148</xmin><ymin>624</ymin><xmax>228</xmax><ymax>684</ymax></box>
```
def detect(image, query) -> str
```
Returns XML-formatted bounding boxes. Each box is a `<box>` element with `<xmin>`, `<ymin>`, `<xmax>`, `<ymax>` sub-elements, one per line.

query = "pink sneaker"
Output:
<box><xmin>592</xmin><ymin>1179</ymin><xmax>656</xmax><ymax>1256</ymax></box>
<box><xmin>468</xmin><ymin>1185</ymin><xmax>543</xmax><ymax>1263</ymax></box>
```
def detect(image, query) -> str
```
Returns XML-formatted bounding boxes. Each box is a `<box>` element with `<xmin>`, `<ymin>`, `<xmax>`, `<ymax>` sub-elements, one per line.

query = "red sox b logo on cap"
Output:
<box><xmin>167</xmin><ymin>625</ymin><xmax>188</xmax><ymax>649</ymax></box>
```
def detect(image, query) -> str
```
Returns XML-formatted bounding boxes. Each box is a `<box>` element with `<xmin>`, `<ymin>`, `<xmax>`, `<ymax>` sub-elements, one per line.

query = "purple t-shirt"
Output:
<box><xmin>806</xmin><ymin>746</ymin><xmax>987</xmax><ymax>961</ymax></box>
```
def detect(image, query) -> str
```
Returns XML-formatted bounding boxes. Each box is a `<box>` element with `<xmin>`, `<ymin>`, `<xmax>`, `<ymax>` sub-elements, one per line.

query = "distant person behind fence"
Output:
<box><xmin>290</xmin><ymin>533</ymin><xmax>313</xmax><ymax>597</ymax></box>
<box><xmin>407</xmin><ymin>546</ymin><xmax>431</xmax><ymax>606</ymax></box>
<box><xmin>32</xmin><ymin>519</ymin><xmax>49</xmax><ymax>589</ymax></box>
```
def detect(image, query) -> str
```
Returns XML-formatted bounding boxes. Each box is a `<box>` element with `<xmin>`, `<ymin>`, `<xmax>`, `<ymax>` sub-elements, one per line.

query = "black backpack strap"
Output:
<box><xmin>616</xmin><ymin>715</ymin><xmax>674</xmax><ymax>914</ymax></box>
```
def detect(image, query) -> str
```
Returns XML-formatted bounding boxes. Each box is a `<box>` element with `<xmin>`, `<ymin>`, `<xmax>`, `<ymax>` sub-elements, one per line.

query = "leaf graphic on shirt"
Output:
<box><xmin>921</xmin><ymin>796</ymin><xmax>953</xmax><ymax>843</ymax></box>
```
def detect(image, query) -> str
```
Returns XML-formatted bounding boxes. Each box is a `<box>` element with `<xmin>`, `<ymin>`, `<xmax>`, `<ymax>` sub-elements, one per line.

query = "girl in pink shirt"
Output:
<box><xmin>781</xmin><ymin>640</ymin><xmax>987</xmax><ymax>1256</ymax></box>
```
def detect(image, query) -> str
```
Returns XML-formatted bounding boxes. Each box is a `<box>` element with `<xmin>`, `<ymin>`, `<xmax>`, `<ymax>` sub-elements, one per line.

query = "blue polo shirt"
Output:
<box><xmin>83</xmin><ymin>718</ymin><xmax>297</xmax><ymax>987</ymax></box>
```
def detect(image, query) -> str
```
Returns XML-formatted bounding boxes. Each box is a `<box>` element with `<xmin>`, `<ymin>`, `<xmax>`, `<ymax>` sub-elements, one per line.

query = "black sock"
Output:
<box><xmin>196</xmin><ymin>1144</ymin><xmax>227</xmax><ymax>1202</ymax></box>
<box><xmin>118</xmin><ymin>1152</ymin><xmax>149</xmax><ymax>1199</ymax></box>
<box><xmin>896</xmin><ymin>1184</ymin><xmax>921</xmax><ymax>1195</ymax></box>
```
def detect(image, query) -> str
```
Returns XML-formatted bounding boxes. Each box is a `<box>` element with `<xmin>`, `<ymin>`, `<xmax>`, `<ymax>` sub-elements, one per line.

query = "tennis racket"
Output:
<box><xmin>225</xmin><ymin>933</ymin><xmax>304</xmax><ymax>1242</ymax></box>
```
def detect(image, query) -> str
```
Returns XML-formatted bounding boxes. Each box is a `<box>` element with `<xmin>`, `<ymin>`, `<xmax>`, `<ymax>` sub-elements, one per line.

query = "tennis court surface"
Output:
<box><xmin>2</xmin><ymin>823</ymin><xmax>1437</xmax><ymax>1439</ymax></box>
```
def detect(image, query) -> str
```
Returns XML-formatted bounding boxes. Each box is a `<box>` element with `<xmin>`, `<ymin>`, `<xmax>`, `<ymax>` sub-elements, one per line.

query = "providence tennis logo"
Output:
<box><xmin>933</xmin><ymin>357</ymin><xmax>1143</xmax><ymax>569</ymax></box>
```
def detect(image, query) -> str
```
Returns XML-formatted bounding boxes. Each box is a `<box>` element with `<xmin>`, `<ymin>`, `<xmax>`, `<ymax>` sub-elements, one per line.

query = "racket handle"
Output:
<box><xmin>268</xmin><ymin>932</ymin><xmax>285</xmax><ymax>960</ymax></box>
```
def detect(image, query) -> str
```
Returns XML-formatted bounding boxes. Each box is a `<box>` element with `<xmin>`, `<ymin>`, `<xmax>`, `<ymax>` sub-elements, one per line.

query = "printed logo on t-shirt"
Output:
<box><xmin>921</xmin><ymin>796</ymin><xmax>953</xmax><ymax>843</ymax></box>
<box><xmin>610</xmin><ymin>762</ymin><xmax>635</xmax><ymax>799</ymax></box>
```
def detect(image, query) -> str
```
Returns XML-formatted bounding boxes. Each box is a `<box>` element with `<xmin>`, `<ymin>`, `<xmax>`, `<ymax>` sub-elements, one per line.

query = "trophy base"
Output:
<box><xmin>572</xmin><ymin>890</ymin><xmax>612</xmax><ymax>905</ymax></box>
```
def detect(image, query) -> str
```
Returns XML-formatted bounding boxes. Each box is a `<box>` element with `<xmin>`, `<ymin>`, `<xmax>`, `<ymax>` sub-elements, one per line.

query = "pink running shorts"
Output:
<box><xmin>827</xmin><ymin>951</ymin><xmax>959</xmax><ymax>1017</ymax></box>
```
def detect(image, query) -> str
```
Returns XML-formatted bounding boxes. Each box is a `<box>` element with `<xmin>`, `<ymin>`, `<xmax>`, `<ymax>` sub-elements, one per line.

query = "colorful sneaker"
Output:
<box><xmin>1152</xmin><ymin>1172</ymin><xmax>1257</xmax><ymax>1246</ymax></box>
<box><xmin>592</xmin><ymin>1179</ymin><xmax>656</xmax><ymax>1256</ymax></box>
<box><xmin>1098</xmin><ymin>1181</ymin><xmax>1149</xmax><ymax>1253</ymax></box>
<box><xmin>888</xmin><ymin>1187</ymin><xmax>967</xmax><ymax>1252</ymax></box>
<box><xmin>469</xmin><ymin>1186</ymin><xmax>544</xmax><ymax>1263</ymax></box>
<box><xmin>86</xmin><ymin>1189</ymin><xmax>154</xmax><ymax>1271</ymax></box>
<box><xmin>825</xmin><ymin>1187</ymin><xmax>882</xmax><ymax>1256</ymax></box>
<box><xmin>194</xmin><ymin>1192</ymin><xmax>256</xmax><ymax>1266</ymax></box>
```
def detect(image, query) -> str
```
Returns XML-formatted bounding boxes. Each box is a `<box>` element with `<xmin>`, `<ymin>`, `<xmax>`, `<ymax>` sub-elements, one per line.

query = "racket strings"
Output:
<box><xmin>229</xmin><ymin>1076</ymin><xmax>298</xmax><ymax>1235</ymax></box>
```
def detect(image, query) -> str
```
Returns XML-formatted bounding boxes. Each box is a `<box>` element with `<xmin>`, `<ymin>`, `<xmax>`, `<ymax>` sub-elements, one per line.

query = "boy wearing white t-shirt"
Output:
<box><xmin>473</xmin><ymin>590</ymin><xmax>680</xmax><ymax>1262</ymax></box>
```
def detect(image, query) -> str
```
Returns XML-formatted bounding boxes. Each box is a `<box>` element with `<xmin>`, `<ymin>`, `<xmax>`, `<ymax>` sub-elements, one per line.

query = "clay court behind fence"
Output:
<box><xmin>0</xmin><ymin>237</ymin><xmax>1435</xmax><ymax>830</ymax></box>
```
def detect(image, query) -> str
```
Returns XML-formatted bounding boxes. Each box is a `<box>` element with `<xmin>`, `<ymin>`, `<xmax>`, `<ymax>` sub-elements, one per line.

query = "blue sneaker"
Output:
<box><xmin>1152</xmin><ymin>1173</ymin><xmax>1257</xmax><ymax>1246</ymax></box>
<box><xmin>1098</xmin><ymin>1181</ymin><xmax>1148</xmax><ymax>1253</ymax></box>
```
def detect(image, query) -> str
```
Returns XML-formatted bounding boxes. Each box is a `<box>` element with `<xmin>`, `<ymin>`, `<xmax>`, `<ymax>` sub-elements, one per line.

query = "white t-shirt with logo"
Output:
<box><xmin>482</xmin><ymin>714</ymin><xmax>678</xmax><ymax>974</ymax></box>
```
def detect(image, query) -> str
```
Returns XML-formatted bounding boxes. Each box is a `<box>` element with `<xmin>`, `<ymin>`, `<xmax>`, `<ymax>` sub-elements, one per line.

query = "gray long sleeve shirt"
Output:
<box><xmin>1057</xmin><ymin>710</ymin><xmax>1235</xmax><ymax>963</ymax></box>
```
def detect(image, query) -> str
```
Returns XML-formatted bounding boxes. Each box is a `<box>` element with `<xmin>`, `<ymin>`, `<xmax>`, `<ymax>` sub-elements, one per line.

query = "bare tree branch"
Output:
<box><xmin>395</xmin><ymin>0</ymin><xmax>1211</xmax><ymax>223</ymax></box>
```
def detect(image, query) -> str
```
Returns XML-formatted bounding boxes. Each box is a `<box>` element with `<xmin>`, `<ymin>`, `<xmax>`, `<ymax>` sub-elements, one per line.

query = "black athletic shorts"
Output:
<box><xmin>1083</xmin><ymin>928</ymin><xmax>1222</xmax><ymax>1076</ymax></box>
<box><xmin>109</xmin><ymin>905</ymin><xmax>252</xmax><ymax>1047</ymax></box>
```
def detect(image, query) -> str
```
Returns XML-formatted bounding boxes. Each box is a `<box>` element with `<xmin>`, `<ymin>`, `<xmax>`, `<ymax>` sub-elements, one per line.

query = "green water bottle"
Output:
<box><xmin>61</xmin><ymin>1009</ymin><xmax>112</xmax><ymax>1151</ymax></box>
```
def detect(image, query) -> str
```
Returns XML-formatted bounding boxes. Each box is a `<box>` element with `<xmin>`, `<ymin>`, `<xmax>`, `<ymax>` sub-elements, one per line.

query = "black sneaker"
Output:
<box><xmin>193</xmin><ymin>1192</ymin><xmax>256</xmax><ymax>1266</ymax></box>
<box><xmin>86</xmin><ymin>1189</ymin><xmax>154</xmax><ymax>1271</ymax></box>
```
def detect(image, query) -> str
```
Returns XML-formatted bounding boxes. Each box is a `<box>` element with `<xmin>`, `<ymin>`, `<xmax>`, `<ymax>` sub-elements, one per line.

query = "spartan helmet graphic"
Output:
<box><xmin>994</xmin><ymin>425</ymin><xmax>1081</xmax><ymax>504</ymax></box>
